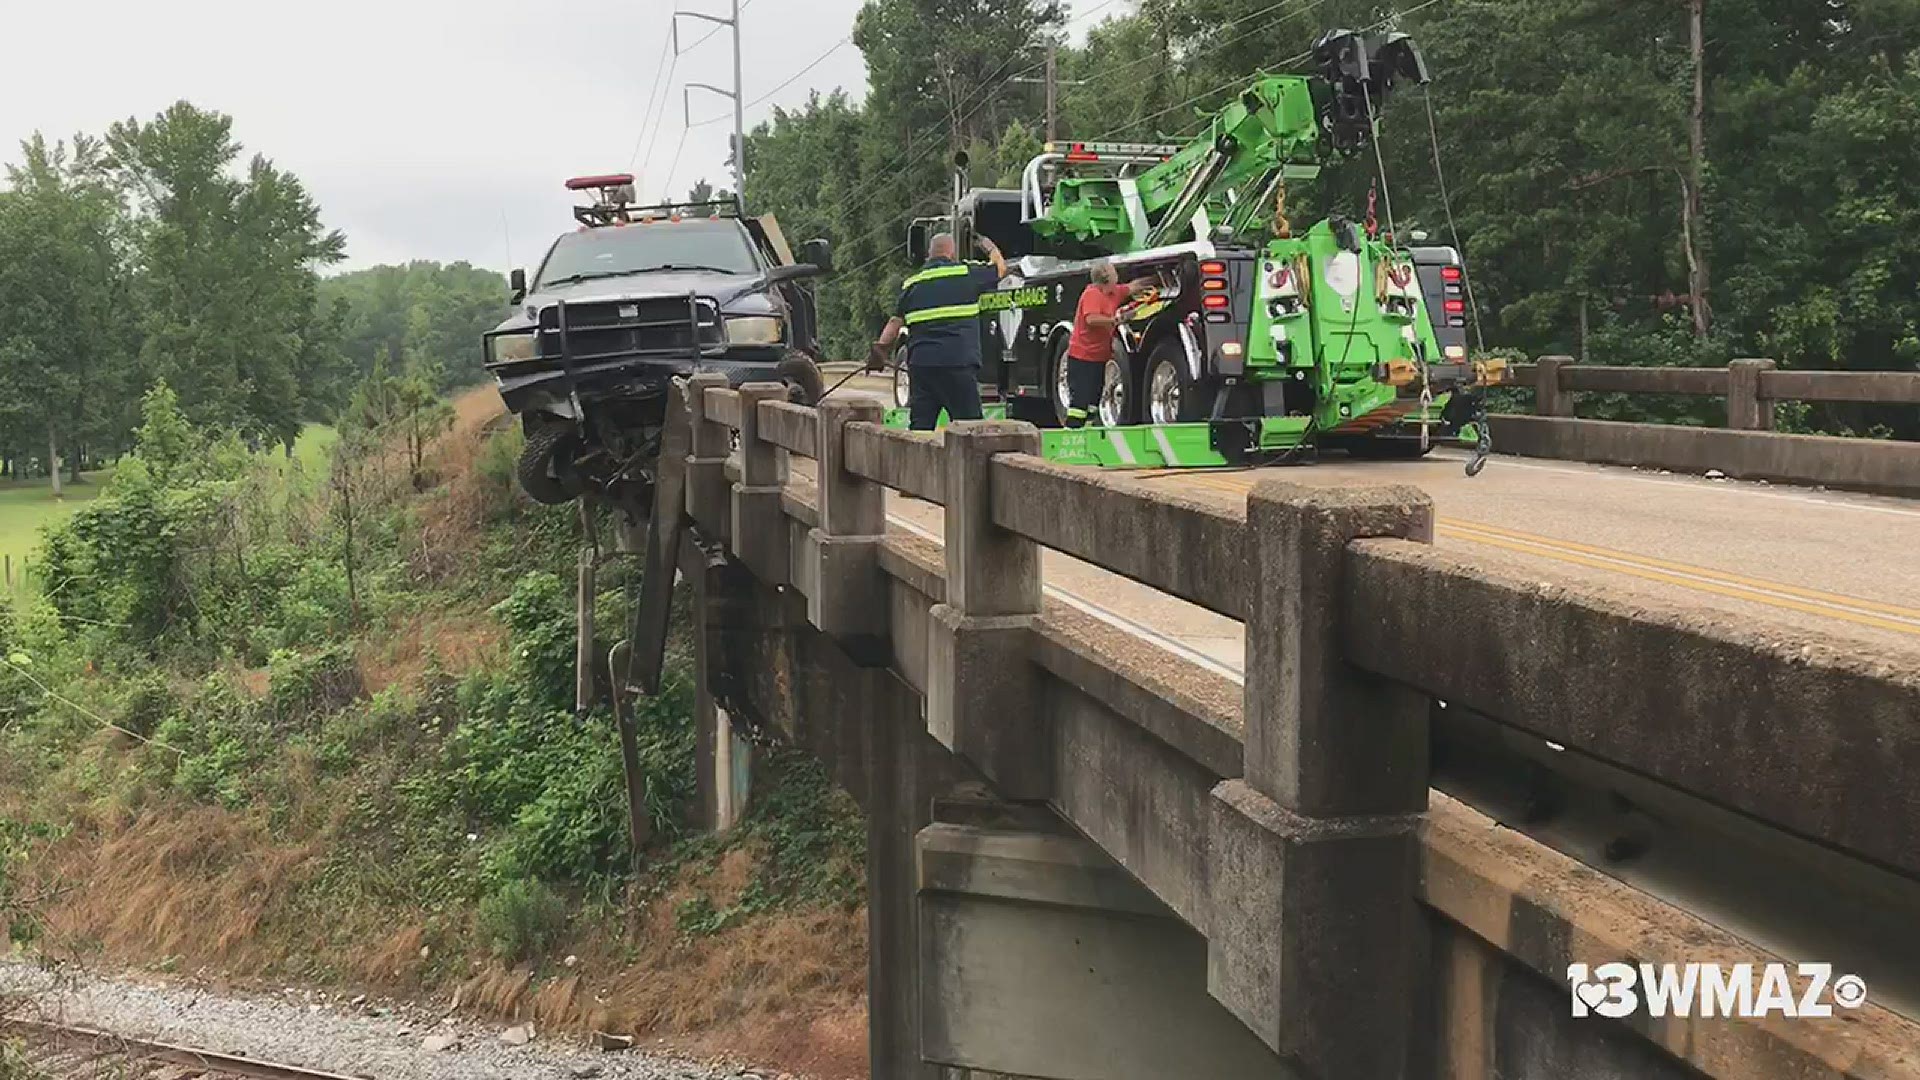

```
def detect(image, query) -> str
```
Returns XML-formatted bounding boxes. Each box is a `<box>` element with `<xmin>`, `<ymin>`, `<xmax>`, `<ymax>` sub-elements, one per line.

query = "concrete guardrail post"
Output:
<box><xmin>684</xmin><ymin>372</ymin><xmax>733</xmax><ymax>543</ymax></box>
<box><xmin>729</xmin><ymin>382</ymin><xmax>791</xmax><ymax>584</ymax></box>
<box><xmin>1205</xmin><ymin>481</ymin><xmax>1434</xmax><ymax>1080</ymax></box>
<box><xmin>927</xmin><ymin>421</ymin><xmax>1048</xmax><ymax>799</ymax></box>
<box><xmin>1728</xmin><ymin>358</ymin><xmax>1778</xmax><ymax>431</ymax></box>
<box><xmin>1535</xmin><ymin>355</ymin><xmax>1575</xmax><ymax>417</ymax></box>
<box><xmin>808</xmin><ymin>398</ymin><xmax>890</xmax><ymax>663</ymax></box>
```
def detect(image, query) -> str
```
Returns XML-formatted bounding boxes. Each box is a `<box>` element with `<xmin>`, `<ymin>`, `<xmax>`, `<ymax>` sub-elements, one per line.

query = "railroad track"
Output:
<box><xmin>2</xmin><ymin>1019</ymin><xmax>364</xmax><ymax>1080</ymax></box>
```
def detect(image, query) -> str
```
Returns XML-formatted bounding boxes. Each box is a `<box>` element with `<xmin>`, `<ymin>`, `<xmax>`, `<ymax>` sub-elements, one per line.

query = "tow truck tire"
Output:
<box><xmin>518</xmin><ymin>423</ymin><xmax>579</xmax><ymax>506</ymax></box>
<box><xmin>776</xmin><ymin>353</ymin><xmax>825</xmax><ymax>406</ymax></box>
<box><xmin>1144</xmin><ymin>340</ymin><xmax>1206</xmax><ymax>424</ymax></box>
<box><xmin>893</xmin><ymin>342</ymin><xmax>912</xmax><ymax>410</ymax></box>
<box><xmin>1047</xmin><ymin>335</ymin><xmax>1073</xmax><ymax>425</ymax></box>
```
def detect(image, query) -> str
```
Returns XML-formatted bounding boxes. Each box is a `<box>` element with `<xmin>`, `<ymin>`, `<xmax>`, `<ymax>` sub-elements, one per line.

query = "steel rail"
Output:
<box><xmin>3</xmin><ymin>1017</ymin><xmax>367</xmax><ymax>1080</ymax></box>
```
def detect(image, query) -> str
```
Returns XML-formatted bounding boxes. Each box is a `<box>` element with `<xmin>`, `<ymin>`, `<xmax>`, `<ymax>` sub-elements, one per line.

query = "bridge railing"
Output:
<box><xmin>678</xmin><ymin>373</ymin><xmax>1920</xmax><ymax>1078</ymax></box>
<box><xmin>1490</xmin><ymin>357</ymin><xmax>1920</xmax><ymax>495</ymax></box>
<box><xmin>1508</xmin><ymin>356</ymin><xmax>1920</xmax><ymax>430</ymax></box>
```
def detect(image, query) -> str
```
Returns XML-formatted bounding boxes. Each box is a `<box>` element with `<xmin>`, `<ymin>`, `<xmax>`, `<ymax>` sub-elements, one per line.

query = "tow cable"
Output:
<box><xmin>817</xmin><ymin>362</ymin><xmax>871</xmax><ymax>401</ymax></box>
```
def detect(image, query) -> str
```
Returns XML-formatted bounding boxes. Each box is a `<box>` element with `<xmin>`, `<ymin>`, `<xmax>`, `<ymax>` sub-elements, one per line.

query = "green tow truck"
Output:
<box><xmin>885</xmin><ymin>29</ymin><xmax>1505</xmax><ymax>472</ymax></box>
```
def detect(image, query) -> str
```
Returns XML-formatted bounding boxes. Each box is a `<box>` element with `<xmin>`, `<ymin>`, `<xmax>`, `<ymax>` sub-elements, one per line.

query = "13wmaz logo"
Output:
<box><xmin>1567</xmin><ymin>962</ymin><xmax>1867</xmax><ymax>1019</ymax></box>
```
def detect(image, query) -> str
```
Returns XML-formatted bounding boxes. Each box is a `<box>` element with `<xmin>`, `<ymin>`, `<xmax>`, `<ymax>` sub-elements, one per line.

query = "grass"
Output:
<box><xmin>0</xmin><ymin>424</ymin><xmax>337</xmax><ymax>595</ymax></box>
<box><xmin>0</xmin><ymin>472</ymin><xmax>104</xmax><ymax>593</ymax></box>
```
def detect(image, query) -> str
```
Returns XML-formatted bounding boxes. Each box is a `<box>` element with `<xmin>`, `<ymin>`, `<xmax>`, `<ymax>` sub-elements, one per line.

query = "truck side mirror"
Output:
<box><xmin>907</xmin><ymin>223</ymin><xmax>929</xmax><ymax>265</ymax></box>
<box><xmin>799</xmin><ymin>238</ymin><xmax>834</xmax><ymax>274</ymax></box>
<box><xmin>509</xmin><ymin>268</ymin><xmax>527</xmax><ymax>303</ymax></box>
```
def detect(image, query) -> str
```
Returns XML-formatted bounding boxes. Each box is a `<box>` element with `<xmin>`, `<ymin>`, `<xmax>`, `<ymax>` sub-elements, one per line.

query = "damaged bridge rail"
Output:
<box><xmin>640</xmin><ymin>371</ymin><xmax>1920</xmax><ymax>1080</ymax></box>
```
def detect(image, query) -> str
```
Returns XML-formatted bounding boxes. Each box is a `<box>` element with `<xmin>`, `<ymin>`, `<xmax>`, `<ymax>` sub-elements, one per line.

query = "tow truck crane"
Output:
<box><xmin>888</xmin><ymin>28</ymin><xmax>1503</xmax><ymax>472</ymax></box>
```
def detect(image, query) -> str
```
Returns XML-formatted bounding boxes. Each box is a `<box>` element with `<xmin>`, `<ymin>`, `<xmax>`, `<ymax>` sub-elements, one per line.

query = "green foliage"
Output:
<box><xmin>317</xmin><ymin>261</ymin><xmax>508</xmax><ymax>397</ymax></box>
<box><xmin>0</xmin><ymin>133</ymin><xmax>136</xmax><ymax>490</ymax></box>
<box><xmin>477</xmin><ymin>878</ymin><xmax>568</xmax><ymax>963</ymax></box>
<box><xmin>736</xmin><ymin>0</ymin><xmax>1920</xmax><ymax>437</ymax></box>
<box><xmin>675</xmin><ymin>750</ymin><xmax>865</xmax><ymax>938</ymax></box>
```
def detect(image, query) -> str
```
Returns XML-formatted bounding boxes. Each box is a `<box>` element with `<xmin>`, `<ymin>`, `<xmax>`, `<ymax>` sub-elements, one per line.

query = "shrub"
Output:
<box><xmin>477</xmin><ymin>878</ymin><xmax>567</xmax><ymax>963</ymax></box>
<box><xmin>116</xmin><ymin>672</ymin><xmax>179</xmax><ymax>738</ymax></box>
<box><xmin>267</xmin><ymin>644</ymin><xmax>362</xmax><ymax>725</ymax></box>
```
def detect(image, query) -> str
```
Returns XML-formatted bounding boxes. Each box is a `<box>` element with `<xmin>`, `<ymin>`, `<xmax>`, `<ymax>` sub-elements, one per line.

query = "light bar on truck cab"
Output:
<box><xmin>566</xmin><ymin>173</ymin><xmax>636</xmax><ymax>191</ymax></box>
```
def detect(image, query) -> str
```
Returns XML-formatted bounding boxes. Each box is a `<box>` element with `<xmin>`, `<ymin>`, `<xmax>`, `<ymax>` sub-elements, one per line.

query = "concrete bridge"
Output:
<box><xmin>631</xmin><ymin>367</ymin><xmax>1920</xmax><ymax>1079</ymax></box>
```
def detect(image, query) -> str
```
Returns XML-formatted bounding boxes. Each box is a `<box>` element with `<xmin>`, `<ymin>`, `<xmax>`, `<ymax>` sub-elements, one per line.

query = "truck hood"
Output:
<box><xmin>493</xmin><ymin>269</ymin><xmax>778</xmax><ymax>333</ymax></box>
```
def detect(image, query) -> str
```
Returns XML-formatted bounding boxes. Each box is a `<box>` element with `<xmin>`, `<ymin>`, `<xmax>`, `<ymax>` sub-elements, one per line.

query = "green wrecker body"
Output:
<box><xmin>888</xmin><ymin>29</ymin><xmax>1504</xmax><ymax>472</ymax></box>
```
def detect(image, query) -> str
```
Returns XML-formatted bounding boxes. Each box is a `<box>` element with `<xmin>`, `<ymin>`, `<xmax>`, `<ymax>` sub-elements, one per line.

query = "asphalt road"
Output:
<box><xmin>835</xmin><ymin>372</ymin><xmax>1919</xmax><ymax>663</ymax></box>
<box><xmin>1115</xmin><ymin>449</ymin><xmax>1920</xmax><ymax>657</ymax></box>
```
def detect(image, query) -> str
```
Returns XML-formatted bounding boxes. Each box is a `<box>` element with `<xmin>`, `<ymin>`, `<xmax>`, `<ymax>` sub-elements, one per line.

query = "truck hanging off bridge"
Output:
<box><xmin>886</xmin><ymin>28</ymin><xmax>1506</xmax><ymax>471</ymax></box>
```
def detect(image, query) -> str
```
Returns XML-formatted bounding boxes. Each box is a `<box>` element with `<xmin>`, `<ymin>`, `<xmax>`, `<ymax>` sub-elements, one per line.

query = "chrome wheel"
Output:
<box><xmin>1149</xmin><ymin>360</ymin><xmax>1183</xmax><ymax>425</ymax></box>
<box><xmin>1099</xmin><ymin>359</ymin><xmax>1128</xmax><ymax>427</ymax></box>
<box><xmin>1054</xmin><ymin>348</ymin><xmax>1073</xmax><ymax>420</ymax></box>
<box><xmin>893</xmin><ymin>360</ymin><xmax>911</xmax><ymax>409</ymax></box>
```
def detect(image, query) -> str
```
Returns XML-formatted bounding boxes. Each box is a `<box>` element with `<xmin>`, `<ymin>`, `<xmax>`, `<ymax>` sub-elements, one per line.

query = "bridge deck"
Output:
<box><xmin>1130</xmin><ymin>448</ymin><xmax>1920</xmax><ymax>653</ymax></box>
<box><xmin>874</xmin><ymin>448</ymin><xmax>1920</xmax><ymax>684</ymax></box>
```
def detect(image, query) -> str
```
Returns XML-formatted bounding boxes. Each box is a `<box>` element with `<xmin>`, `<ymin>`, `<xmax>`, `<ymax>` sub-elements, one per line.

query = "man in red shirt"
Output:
<box><xmin>1064</xmin><ymin>259</ymin><xmax>1153</xmax><ymax>427</ymax></box>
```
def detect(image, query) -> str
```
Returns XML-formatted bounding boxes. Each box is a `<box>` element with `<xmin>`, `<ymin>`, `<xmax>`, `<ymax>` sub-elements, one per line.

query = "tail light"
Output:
<box><xmin>1444</xmin><ymin>299</ymin><xmax>1466</xmax><ymax>314</ymax></box>
<box><xmin>1202</xmin><ymin>294</ymin><xmax>1230</xmax><ymax>310</ymax></box>
<box><xmin>1441</xmin><ymin>266</ymin><xmax>1462</xmax><ymax>283</ymax></box>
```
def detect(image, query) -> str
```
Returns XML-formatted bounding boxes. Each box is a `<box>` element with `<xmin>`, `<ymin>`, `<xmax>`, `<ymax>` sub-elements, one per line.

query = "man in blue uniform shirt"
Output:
<box><xmin>872</xmin><ymin>232</ymin><xmax>1008</xmax><ymax>430</ymax></box>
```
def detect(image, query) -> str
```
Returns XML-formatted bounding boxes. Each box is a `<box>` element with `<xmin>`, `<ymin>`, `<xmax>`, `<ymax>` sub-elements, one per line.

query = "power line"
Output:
<box><xmin>744</xmin><ymin>36</ymin><xmax>853</xmax><ymax>112</ymax></box>
<box><xmin>626</xmin><ymin>32</ymin><xmax>678</xmax><ymax>170</ymax></box>
<box><xmin>661</xmin><ymin>128</ymin><xmax>692</xmax><ymax>200</ymax></box>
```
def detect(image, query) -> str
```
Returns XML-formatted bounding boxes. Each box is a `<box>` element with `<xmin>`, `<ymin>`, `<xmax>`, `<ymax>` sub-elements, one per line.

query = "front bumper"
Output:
<box><xmin>489</xmin><ymin>353</ymin><xmax>790</xmax><ymax>415</ymax></box>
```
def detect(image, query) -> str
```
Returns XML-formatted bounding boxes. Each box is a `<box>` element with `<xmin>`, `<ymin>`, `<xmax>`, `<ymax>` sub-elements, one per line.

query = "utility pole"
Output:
<box><xmin>1012</xmin><ymin>41</ymin><xmax>1086</xmax><ymax>144</ymax></box>
<box><xmin>1045</xmin><ymin>42</ymin><xmax>1058</xmax><ymax>143</ymax></box>
<box><xmin>674</xmin><ymin>0</ymin><xmax>745</xmax><ymax>211</ymax></box>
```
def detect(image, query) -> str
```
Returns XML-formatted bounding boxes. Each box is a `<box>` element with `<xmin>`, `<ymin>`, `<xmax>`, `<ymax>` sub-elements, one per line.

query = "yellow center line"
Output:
<box><xmin>1444</xmin><ymin>518</ymin><xmax>1920</xmax><ymax>622</ymax></box>
<box><xmin>1130</xmin><ymin>471</ymin><xmax>1919</xmax><ymax>635</ymax></box>
<box><xmin>1436</xmin><ymin>527</ymin><xmax>1920</xmax><ymax>637</ymax></box>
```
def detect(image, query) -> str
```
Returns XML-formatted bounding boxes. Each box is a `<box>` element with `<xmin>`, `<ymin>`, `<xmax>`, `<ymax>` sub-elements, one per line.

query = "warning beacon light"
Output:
<box><xmin>567</xmin><ymin>174</ymin><xmax>639</xmax><ymax>228</ymax></box>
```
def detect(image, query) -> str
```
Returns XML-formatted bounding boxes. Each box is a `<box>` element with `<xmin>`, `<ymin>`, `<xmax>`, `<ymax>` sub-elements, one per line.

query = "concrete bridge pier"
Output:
<box><xmin>917</xmin><ymin>820</ymin><xmax>1291</xmax><ymax>1079</ymax></box>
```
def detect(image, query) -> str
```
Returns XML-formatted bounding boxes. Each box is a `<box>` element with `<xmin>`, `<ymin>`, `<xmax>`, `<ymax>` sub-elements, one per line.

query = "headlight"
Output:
<box><xmin>726</xmin><ymin>316</ymin><xmax>784</xmax><ymax>346</ymax></box>
<box><xmin>488</xmin><ymin>331</ymin><xmax>537</xmax><ymax>363</ymax></box>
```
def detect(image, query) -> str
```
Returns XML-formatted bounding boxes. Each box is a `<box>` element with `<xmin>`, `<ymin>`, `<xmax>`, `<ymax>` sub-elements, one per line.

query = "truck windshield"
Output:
<box><xmin>536</xmin><ymin>220</ymin><xmax>760</xmax><ymax>287</ymax></box>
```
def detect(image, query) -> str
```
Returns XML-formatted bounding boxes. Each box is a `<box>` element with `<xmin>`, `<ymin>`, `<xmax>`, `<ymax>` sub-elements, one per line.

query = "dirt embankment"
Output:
<box><xmin>4</xmin><ymin>386</ymin><xmax>870</xmax><ymax>1080</ymax></box>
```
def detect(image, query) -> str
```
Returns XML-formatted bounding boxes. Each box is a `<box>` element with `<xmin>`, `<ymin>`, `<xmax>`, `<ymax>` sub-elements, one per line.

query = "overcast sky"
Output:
<box><xmin>2</xmin><ymin>0</ymin><xmax>1114</xmax><ymax>274</ymax></box>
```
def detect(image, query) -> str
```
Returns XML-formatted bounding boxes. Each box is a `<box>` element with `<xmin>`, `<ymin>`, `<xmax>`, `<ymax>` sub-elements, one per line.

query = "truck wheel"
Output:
<box><xmin>518</xmin><ymin>423</ymin><xmax>579</xmax><ymax>506</ymax></box>
<box><xmin>1048</xmin><ymin>335</ymin><xmax>1073</xmax><ymax>425</ymax></box>
<box><xmin>777</xmin><ymin>353</ymin><xmax>825</xmax><ymax>406</ymax></box>
<box><xmin>1145</xmin><ymin>341</ymin><xmax>1206</xmax><ymax>424</ymax></box>
<box><xmin>892</xmin><ymin>341</ymin><xmax>912</xmax><ymax>409</ymax></box>
<box><xmin>1099</xmin><ymin>358</ymin><xmax>1133</xmax><ymax>426</ymax></box>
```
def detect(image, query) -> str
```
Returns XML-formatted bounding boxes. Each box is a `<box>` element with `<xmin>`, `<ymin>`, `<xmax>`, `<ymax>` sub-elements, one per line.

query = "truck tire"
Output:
<box><xmin>893</xmin><ymin>342</ymin><xmax>912</xmax><ymax>409</ymax></box>
<box><xmin>1144</xmin><ymin>339</ymin><xmax>1206</xmax><ymax>424</ymax></box>
<box><xmin>777</xmin><ymin>353</ymin><xmax>826</xmax><ymax>406</ymax></box>
<box><xmin>518</xmin><ymin>423</ymin><xmax>579</xmax><ymax>506</ymax></box>
<box><xmin>1099</xmin><ymin>357</ymin><xmax>1134</xmax><ymax>426</ymax></box>
<box><xmin>1048</xmin><ymin>335</ymin><xmax>1074</xmax><ymax>425</ymax></box>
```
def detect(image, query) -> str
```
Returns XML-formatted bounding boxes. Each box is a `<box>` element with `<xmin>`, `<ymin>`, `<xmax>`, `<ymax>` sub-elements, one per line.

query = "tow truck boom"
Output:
<box><xmin>1031</xmin><ymin>30</ymin><xmax>1430</xmax><ymax>253</ymax></box>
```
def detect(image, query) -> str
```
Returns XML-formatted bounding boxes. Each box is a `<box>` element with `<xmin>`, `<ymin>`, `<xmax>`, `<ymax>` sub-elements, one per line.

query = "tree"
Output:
<box><xmin>0</xmin><ymin>135</ymin><xmax>135</xmax><ymax>496</ymax></box>
<box><xmin>319</xmin><ymin>261</ymin><xmax>507</xmax><ymax>396</ymax></box>
<box><xmin>107</xmin><ymin>102</ymin><xmax>345</xmax><ymax>449</ymax></box>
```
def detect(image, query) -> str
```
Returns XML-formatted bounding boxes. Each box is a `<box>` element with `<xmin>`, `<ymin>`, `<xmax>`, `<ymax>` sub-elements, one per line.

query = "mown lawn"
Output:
<box><xmin>0</xmin><ymin>473</ymin><xmax>104</xmax><ymax>591</ymax></box>
<box><xmin>2</xmin><ymin>423</ymin><xmax>337</xmax><ymax>593</ymax></box>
